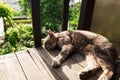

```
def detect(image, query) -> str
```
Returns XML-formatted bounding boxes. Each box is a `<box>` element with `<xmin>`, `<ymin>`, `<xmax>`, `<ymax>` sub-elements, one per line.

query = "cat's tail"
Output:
<box><xmin>112</xmin><ymin>58</ymin><xmax>120</xmax><ymax>80</ymax></box>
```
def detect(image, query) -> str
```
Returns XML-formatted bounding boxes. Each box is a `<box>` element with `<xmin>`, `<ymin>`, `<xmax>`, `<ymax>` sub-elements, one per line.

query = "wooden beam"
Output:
<box><xmin>62</xmin><ymin>0</ymin><xmax>70</xmax><ymax>31</ymax></box>
<box><xmin>78</xmin><ymin>0</ymin><xmax>95</xmax><ymax>30</ymax></box>
<box><xmin>30</xmin><ymin>0</ymin><xmax>42</xmax><ymax>47</ymax></box>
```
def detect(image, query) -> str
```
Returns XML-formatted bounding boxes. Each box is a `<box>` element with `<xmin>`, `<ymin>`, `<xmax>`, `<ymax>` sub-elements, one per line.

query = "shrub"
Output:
<box><xmin>8</xmin><ymin>29</ymin><xmax>19</xmax><ymax>47</ymax></box>
<box><xmin>18</xmin><ymin>24</ymin><xmax>34</xmax><ymax>47</ymax></box>
<box><xmin>14</xmin><ymin>20</ymin><xmax>31</xmax><ymax>24</ymax></box>
<box><xmin>13</xmin><ymin>11</ymin><xmax>24</xmax><ymax>16</ymax></box>
<box><xmin>0</xmin><ymin>2</ymin><xmax>13</xmax><ymax>23</ymax></box>
<box><xmin>0</xmin><ymin>23</ymin><xmax>34</xmax><ymax>55</ymax></box>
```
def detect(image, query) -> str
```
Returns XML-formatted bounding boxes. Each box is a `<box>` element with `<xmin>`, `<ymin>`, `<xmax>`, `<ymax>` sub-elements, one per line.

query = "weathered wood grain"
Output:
<box><xmin>16</xmin><ymin>51</ymin><xmax>45</xmax><ymax>80</ymax></box>
<box><xmin>28</xmin><ymin>48</ymin><xmax>61</xmax><ymax>80</ymax></box>
<box><xmin>0</xmin><ymin>48</ymin><xmax>113</xmax><ymax>80</ymax></box>
<box><xmin>37</xmin><ymin>48</ymin><xmax>97</xmax><ymax>80</ymax></box>
<box><xmin>0</xmin><ymin>53</ymin><xmax>26</xmax><ymax>80</ymax></box>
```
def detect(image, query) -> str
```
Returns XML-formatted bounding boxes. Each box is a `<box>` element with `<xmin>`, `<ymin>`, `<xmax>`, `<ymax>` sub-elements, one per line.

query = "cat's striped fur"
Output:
<box><xmin>44</xmin><ymin>30</ymin><xmax>120</xmax><ymax>80</ymax></box>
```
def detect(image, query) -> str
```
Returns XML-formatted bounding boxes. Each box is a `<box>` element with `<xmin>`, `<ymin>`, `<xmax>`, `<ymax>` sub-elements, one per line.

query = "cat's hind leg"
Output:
<box><xmin>97</xmin><ymin>59</ymin><xmax>114</xmax><ymax>80</ymax></box>
<box><xmin>79</xmin><ymin>53</ymin><xmax>100</xmax><ymax>79</ymax></box>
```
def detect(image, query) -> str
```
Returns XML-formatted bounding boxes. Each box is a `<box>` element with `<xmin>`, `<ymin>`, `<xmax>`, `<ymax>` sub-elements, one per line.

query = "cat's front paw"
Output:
<box><xmin>52</xmin><ymin>59</ymin><xmax>61</xmax><ymax>68</ymax></box>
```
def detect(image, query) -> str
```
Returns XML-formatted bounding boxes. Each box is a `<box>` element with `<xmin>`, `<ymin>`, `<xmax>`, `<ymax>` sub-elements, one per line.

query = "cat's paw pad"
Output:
<box><xmin>52</xmin><ymin>59</ymin><xmax>61</xmax><ymax>68</ymax></box>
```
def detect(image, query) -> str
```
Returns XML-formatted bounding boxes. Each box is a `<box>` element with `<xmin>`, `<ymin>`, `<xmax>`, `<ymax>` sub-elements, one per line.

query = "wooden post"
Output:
<box><xmin>30</xmin><ymin>0</ymin><xmax>42</xmax><ymax>47</ymax></box>
<box><xmin>78</xmin><ymin>0</ymin><xmax>95</xmax><ymax>30</ymax></box>
<box><xmin>62</xmin><ymin>0</ymin><xmax>70</xmax><ymax>31</ymax></box>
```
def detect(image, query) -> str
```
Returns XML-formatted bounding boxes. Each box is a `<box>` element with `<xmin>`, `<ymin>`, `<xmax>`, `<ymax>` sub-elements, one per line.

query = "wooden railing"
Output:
<box><xmin>30</xmin><ymin>0</ymin><xmax>95</xmax><ymax>47</ymax></box>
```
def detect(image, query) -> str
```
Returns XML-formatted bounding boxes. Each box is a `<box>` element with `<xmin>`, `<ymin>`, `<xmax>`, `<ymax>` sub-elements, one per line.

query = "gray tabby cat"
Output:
<box><xmin>44</xmin><ymin>30</ymin><xmax>120</xmax><ymax>80</ymax></box>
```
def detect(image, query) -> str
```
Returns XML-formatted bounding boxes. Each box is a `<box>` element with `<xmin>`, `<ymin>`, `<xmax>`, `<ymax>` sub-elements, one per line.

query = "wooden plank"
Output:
<box><xmin>62</xmin><ymin>0</ymin><xmax>70</xmax><ymax>31</ymax></box>
<box><xmin>0</xmin><ymin>65</ymin><xmax>7</xmax><ymax>80</ymax></box>
<box><xmin>36</xmin><ymin>48</ymin><xmax>97</xmax><ymax>80</ymax></box>
<box><xmin>37</xmin><ymin>48</ymin><xmax>80</xmax><ymax>80</ymax></box>
<box><xmin>34</xmin><ymin>48</ymin><xmax>65</xmax><ymax>80</ymax></box>
<box><xmin>53</xmin><ymin>50</ymin><xmax>102</xmax><ymax>78</ymax></box>
<box><xmin>0</xmin><ymin>53</ymin><xmax>26</xmax><ymax>80</ymax></box>
<box><xmin>49</xmin><ymin>50</ymin><xmax>98</xmax><ymax>80</ymax></box>
<box><xmin>0</xmin><ymin>55</ymin><xmax>8</xmax><ymax>80</ymax></box>
<box><xmin>27</xmin><ymin>48</ymin><xmax>60</xmax><ymax>80</ymax></box>
<box><xmin>78</xmin><ymin>0</ymin><xmax>95</xmax><ymax>30</ymax></box>
<box><xmin>16</xmin><ymin>50</ymin><xmax>46</xmax><ymax>80</ymax></box>
<box><xmin>70</xmin><ymin>52</ymin><xmax>102</xmax><ymax>78</ymax></box>
<box><xmin>30</xmin><ymin>0</ymin><xmax>41</xmax><ymax>47</ymax></box>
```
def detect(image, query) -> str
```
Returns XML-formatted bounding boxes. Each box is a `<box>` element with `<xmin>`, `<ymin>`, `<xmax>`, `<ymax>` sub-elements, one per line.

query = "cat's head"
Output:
<box><xmin>44</xmin><ymin>30</ymin><xmax>58</xmax><ymax>50</ymax></box>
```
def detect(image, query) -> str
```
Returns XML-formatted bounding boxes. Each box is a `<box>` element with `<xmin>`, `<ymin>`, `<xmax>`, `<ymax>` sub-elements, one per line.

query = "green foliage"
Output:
<box><xmin>41</xmin><ymin>30</ymin><xmax>47</xmax><ymax>38</ymax></box>
<box><xmin>41</xmin><ymin>0</ymin><xmax>63</xmax><ymax>32</ymax></box>
<box><xmin>69</xmin><ymin>2</ymin><xmax>81</xmax><ymax>30</ymax></box>
<box><xmin>13</xmin><ymin>11</ymin><xmax>24</xmax><ymax>16</ymax></box>
<box><xmin>7</xmin><ymin>29</ymin><xmax>19</xmax><ymax>47</ymax></box>
<box><xmin>0</xmin><ymin>42</ymin><xmax>14</xmax><ymax>55</ymax></box>
<box><xmin>18</xmin><ymin>0</ymin><xmax>63</xmax><ymax>32</ymax></box>
<box><xmin>0</xmin><ymin>0</ymin><xmax>82</xmax><ymax>55</ymax></box>
<box><xmin>14</xmin><ymin>20</ymin><xmax>31</xmax><ymax>24</ymax></box>
<box><xmin>18</xmin><ymin>0</ymin><xmax>31</xmax><ymax>15</ymax></box>
<box><xmin>18</xmin><ymin>0</ymin><xmax>81</xmax><ymax>32</ymax></box>
<box><xmin>0</xmin><ymin>22</ymin><xmax>33</xmax><ymax>55</ymax></box>
<box><xmin>18</xmin><ymin>24</ymin><xmax>34</xmax><ymax>47</ymax></box>
<box><xmin>0</xmin><ymin>2</ymin><xmax>13</xmax><ymax>22</ymax></box>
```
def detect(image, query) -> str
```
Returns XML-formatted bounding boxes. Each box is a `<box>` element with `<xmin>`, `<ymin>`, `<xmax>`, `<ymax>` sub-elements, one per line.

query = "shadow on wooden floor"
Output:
<box><xmin>36</xmin><ymin>48</ymin><xmax>102</xmax><ymax>80</ymax></box>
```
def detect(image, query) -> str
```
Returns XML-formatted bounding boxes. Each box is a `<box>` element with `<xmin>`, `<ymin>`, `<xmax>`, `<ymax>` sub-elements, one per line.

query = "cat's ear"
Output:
<box><xmin>47</xmin><ymin>29</ymin><xmax>54</xmax><ymax>37</ymax></box>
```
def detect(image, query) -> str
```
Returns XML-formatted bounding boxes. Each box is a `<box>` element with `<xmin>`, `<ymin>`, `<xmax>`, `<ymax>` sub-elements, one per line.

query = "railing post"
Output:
<box><xmin>62</xmin><ymin>0</ymin><xmax>70</xmax><ymax>31</ymax></box>
<box><xmin>78</xmin><ymin>0</ymin><xmax>95</xmax><ymax>30</ymax></box>
<box><xmin>31</xmin><ymin>0</ymin><xmax>42</xmax><ymax>47</ymax></box>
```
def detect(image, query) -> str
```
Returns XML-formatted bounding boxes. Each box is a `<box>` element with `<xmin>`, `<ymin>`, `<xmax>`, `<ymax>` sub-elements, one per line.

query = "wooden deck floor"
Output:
<box><xmin>0</xmin><ymin>48</ymin><xmax>119</xmax><ymax>80</ymax></box>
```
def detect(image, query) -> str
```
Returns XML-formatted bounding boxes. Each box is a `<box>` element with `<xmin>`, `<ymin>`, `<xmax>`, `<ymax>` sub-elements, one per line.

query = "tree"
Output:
<box><xmin>0</xmin><ymin>2</ymin><xmax>13</xmax><ymax>20</ymax></box>
<box><xmin>69</xmin><ymin>2</ymin><xmax>81</xmax><ymax>30</ymax></box>
<box><xmin>18</xmin><ymin>0</ymin><xmax>63</xmax><ymax>32</ymax></box>
<box><xmin>0</xmin><ymin>2</ymin><xmax>13</xmax><ymax>26</ymax></box>
<box><xmin>41</xmin><ymin>0</ymin><xmax>63</xmax><ymax>32</ymax></box>
<box><xmin>18</xmin><ymin>0</ymin><xmax>31</xmax><ymax>15</ymax></box>
<box><xmin>18</xmin><ymin>0</ymin><xmax>81</xmax><ymax>31</ymax></box>
<box><xmin>0</xmin><ymin>2</ymin><xmax>13</xmax><ymax>37</ymax></box>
